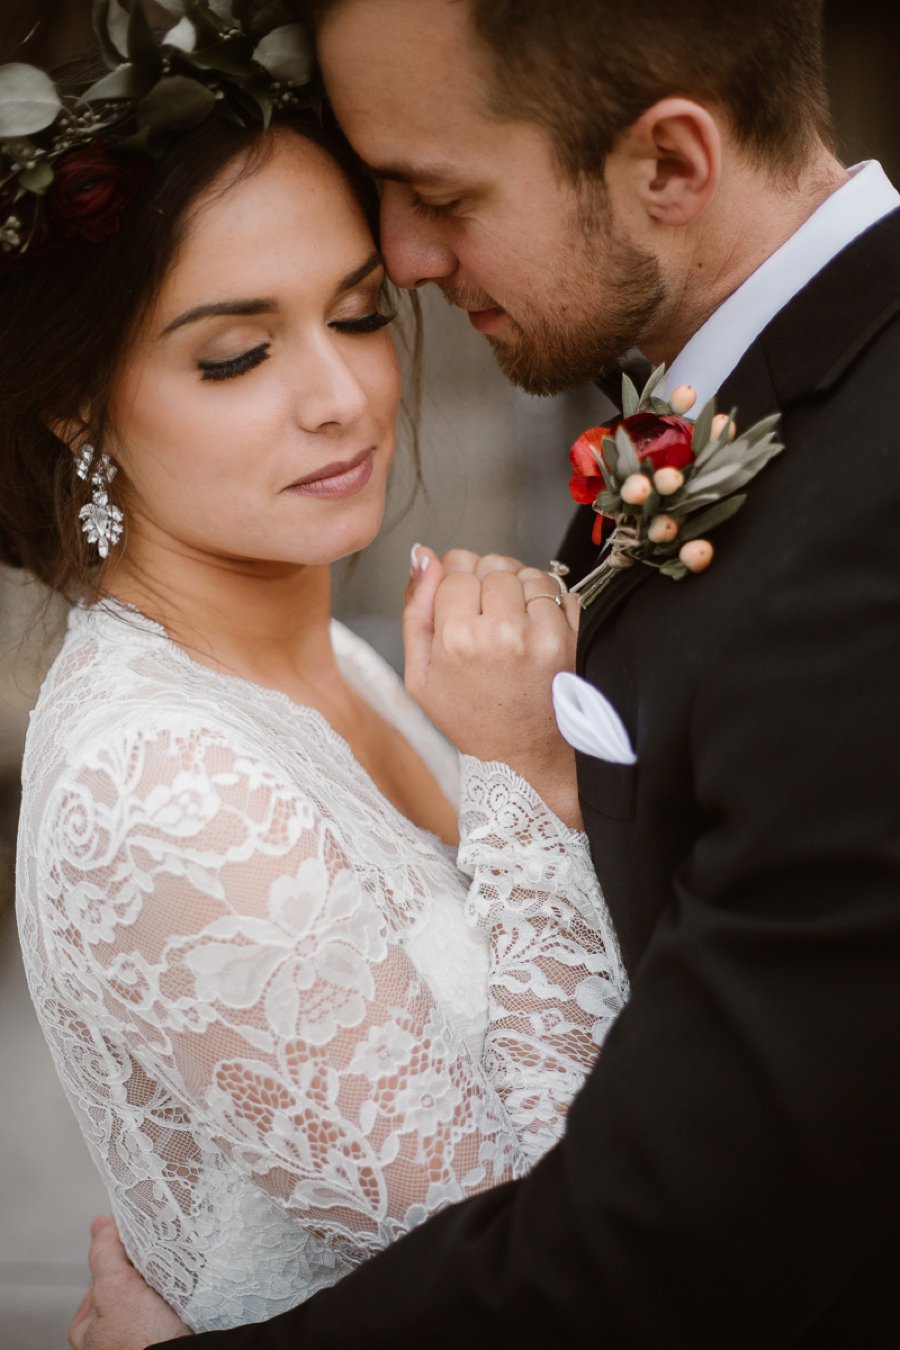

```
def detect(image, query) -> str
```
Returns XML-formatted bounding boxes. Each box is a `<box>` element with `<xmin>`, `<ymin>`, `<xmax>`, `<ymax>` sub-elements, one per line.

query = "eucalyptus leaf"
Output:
<box><xmin>162</xmin><ymin>17</ymin><xmax>198</xmax><ymax>53</ymax></box>
<box><xmin>184</xmin><ymin>0</ymin><xmax>229</xmax><ymax>46</ymax></box>
<box><xmin>621</xmin><ymin>373</ymin><xmax>639</xmax><ymax>418</ymax></box>
<box><xmin>127</xmin><ymin>0</ymin><xmax>163</xmax><ymax>74</ymax></box>
<box><xmin>0</xmin><ymin>64</ymin><xmax>62</xmax><ymax>136</ymax></box>
<box><xmin>678</xmin><ymin>493</ymin><xmax>746</xmax><ymax>541</ymax></box>
<box><xmin>91</xmin><ymin>0</ymin><xmax>126</xmax><ymax>66</ymax></box>
<box><xmin>178</xmin><ymin>38</ymin><xmax>256</xmax><ymax>78</ymax></box>
<box><xmin>207</xmin><ymin>0</ymin><xmax>238</xmax><ymax>22</ymax></box>
<box><xmin>614</xmin><ymin>424</ymin><xmax>641</xmax><ymax>477</ymax></box>
<box><xmin>83</xmin><ymin>62</ymin><xmax>147</xmax><ymax>102</ymax></box>
<box><xmin>107</xmin><ymin>0</ymin><xmax>132</xmax><ymax>61</ymax></box>
<box><xmin>137</xmin><ymin>74</ymin><xmax>217</xmax><ymax>132</ymax></box>
<box><xmin>691</xmin><ymin>396</ymin><xmax>716</xmax><ymax>453</ymax></box>
<box><xmin>17</xmin><ymin>159</ymin><xmax>53</xmax><ymax>192</ymax></box>
<box><xmin>253</xmin><ymin>24</ymin><xmax>313</xmax><ymax>84</ymax></box>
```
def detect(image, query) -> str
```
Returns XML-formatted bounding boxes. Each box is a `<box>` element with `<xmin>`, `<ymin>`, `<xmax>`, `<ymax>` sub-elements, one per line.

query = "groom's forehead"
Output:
<box><xmin>318</xmin><ymin>0</ymin><xmax>508</xmax><ymax>176</ymax></box>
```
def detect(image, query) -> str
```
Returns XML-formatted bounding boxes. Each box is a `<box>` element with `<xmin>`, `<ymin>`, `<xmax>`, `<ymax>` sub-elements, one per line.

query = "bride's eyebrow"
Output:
<box><xmin>160</xmin><ymin>254</ymin><xmax>384</xmax><ymax>336</ymax></box>
<box><xmin>333</xmin><ymin>251</ymin><xmax>384</xmax><ymax>295</ymax></box>
<box><xmin>161</xmin><ymin>298</ymin><xmax>276</xmax><ymax>336</ymax></box>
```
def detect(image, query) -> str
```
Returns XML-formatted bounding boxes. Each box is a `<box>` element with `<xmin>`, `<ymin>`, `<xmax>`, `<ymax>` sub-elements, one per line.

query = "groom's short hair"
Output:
<box><xmin>311</xmin><ymin>0</ymin><xmax>834</xmax><ymax>181</ymax></box>
<box><xmin>468</xmin><ymin>0</ymin><xmax>834</xmax><ymax>179</ymax></box>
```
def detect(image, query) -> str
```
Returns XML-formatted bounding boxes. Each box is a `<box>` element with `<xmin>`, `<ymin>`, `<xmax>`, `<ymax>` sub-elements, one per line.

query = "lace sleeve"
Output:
<box><xmin>40</xmin><ymin>718</ymin><xmax>539</xmax><ymax>1266</ymax></box>
<box><xmin>456</xmin><ymin>756</ymin><xmax>627</xmax><ymax>1161</ymax></box>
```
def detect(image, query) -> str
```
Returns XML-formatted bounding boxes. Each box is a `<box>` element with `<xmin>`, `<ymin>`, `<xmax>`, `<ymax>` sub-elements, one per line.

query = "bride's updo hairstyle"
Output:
<box><xmin>0</xmin><ymin>39</ymin><xmax>379</xmax><ymax>598</ymax></box>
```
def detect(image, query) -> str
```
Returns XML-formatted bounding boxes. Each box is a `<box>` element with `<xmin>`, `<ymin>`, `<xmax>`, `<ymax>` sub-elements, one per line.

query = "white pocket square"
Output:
<box><xmin>552</xmin><ymin>672</ymin><xmax>637</xmax><ymax>765</ymax></box>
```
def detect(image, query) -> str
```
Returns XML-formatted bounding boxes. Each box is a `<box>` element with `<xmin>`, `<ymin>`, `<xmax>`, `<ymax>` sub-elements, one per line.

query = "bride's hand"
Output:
<box><xmin>404</xmin><ymin>545</ymin><xmax>582</xmax><ymax>828</ymax></box>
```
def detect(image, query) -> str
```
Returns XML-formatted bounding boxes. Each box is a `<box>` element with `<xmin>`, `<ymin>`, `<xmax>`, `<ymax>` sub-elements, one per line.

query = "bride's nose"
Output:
<box><xmin>296</xmin><ymin>336</ymin><xmax>369</xmax><ymax>432</ymax></box>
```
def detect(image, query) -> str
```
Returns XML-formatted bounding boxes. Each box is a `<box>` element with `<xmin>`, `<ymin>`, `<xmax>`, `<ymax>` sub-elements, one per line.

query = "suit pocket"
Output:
<box><xmin>576</xmin><ymin>751</ymin><xmax>637</xmax><ymax>821</ymax></box>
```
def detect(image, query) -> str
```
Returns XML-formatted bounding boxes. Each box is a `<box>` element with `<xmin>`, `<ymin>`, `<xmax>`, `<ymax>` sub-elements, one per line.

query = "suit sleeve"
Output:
<box><xmin>157</xmin><ymin>447</ymin><xmax>900</xmax><ymax>1349</ymax></box>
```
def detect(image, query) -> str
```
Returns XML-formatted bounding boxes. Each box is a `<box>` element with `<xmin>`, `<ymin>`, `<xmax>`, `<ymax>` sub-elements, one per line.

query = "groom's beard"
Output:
<box><xmin>443</xmin><ymin>224</ymin><xmax>666</xmax><ymax>397</ymax></box>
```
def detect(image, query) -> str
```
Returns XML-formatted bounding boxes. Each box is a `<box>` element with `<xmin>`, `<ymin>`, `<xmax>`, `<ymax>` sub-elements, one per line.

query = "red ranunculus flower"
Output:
<box><xmin>48</xmin><ymin>140</ymin><xmax>149</xmax><ymax>244</ymax></box>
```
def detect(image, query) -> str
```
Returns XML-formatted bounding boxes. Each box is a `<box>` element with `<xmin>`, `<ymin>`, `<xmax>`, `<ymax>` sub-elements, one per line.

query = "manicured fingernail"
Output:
<box><xmin>410</xmin><ymin>543</ymin><xmax>430</xmax><ymax>577</ymax></box>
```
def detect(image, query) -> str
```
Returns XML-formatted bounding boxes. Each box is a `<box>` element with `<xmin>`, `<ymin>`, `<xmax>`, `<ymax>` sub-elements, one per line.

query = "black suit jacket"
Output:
<box><xmin>168</xmin><ymin>211</ymin><xmax>900</xmax><ymax>1349</ymax></box>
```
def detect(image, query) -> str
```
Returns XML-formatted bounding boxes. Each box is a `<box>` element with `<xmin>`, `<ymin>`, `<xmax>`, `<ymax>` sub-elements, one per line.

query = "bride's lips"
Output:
<box><xmin>467</xmin><ymin>307</ymin><xmax>507</xmax><ymax>335</ymax></box>
<box><xmin>284</xmin><ymin>448</ymin><xmax>375</xmax><ymax>500</ymax></box>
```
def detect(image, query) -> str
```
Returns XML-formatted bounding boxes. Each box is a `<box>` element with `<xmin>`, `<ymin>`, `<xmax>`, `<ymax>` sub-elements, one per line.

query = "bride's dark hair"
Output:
<box><xmin>0</xmin><ymin>75</ymin><xmax>389</xmax><ymax>598</ymax></box>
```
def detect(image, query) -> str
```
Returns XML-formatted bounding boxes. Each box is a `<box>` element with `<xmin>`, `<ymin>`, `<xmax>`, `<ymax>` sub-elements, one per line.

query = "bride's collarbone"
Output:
<box><xmin>306</xmin><ymin>683</ymin><xmax>459</xmax><ymax>848</ymax></box>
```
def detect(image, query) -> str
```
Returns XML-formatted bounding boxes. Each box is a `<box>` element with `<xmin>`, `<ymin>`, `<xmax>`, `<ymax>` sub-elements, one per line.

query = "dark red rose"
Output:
<box><xmin>620</xmin><ymin>411</ymin><xmax>695</xmax><ymax>472</ymax></box>
<box><xmin>569</xmin><ymin>411</ymin><xmax>695</xmax><ymax>545</ymax></box>
<box><xmin>48</xmin><ymin>140</ymin><xmax>149</xmax><ymax>244</ymax></box>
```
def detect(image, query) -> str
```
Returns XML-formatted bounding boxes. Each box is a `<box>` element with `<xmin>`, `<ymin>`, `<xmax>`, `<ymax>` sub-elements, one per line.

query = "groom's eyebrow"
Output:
<box><xmin>372</xmin><ymin>161</ymin><xmax>458</xmax><ymax>187</ymax></box>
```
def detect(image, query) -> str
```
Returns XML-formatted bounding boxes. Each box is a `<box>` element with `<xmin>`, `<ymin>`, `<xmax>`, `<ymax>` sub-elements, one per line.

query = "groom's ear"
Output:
<box><xmin>614</xmin><ymin>98</ymin><xmax>722</xmax><ymax>229</ymax></box>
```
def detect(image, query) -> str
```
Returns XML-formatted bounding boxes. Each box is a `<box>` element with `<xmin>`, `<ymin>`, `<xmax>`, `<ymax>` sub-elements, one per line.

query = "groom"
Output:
<box><xmin>73</xmin><ymin>1</ymin><xmax>900</xmax><ymax>1347</ymax></box>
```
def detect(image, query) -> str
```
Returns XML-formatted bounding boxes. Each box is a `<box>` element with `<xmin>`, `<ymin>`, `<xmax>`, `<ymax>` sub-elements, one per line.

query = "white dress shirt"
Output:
<box><xmin>665</xmin><ymin>160</ymin><xmax>900</xmax><ymax>409</ymax></box>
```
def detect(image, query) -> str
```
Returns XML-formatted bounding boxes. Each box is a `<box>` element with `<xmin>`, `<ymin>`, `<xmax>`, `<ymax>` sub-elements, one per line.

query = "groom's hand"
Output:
<box><xmin>68</xmin><ymin>1216</ymin><xmax>191</xmax><ymax>1350</ymax></box>
<box><xmin>404</xmin><ymin>545</ymin><xmax>582</xmax><ymax>827</ymax></box>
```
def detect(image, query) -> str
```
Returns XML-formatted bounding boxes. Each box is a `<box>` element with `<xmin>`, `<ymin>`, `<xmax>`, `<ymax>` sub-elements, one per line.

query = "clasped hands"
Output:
<box><xmin>403</xmin><ymin>546</ymin><xmax>582</xmax><ymax>829</ymax></box>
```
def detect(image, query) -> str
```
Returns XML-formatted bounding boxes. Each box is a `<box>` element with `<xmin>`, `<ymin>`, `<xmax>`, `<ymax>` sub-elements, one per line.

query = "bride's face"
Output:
<box><xmin>108</xmin><ymin>132</ymin><xmax>401</xmax><ymax>573</ymax></box>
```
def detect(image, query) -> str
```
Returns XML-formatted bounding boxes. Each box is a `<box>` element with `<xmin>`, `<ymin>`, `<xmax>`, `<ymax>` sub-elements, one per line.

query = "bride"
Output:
<box><xmin>4</xmin><ymin>11</ymin><xmax>624</xmax><ymax>1336</ymax></box>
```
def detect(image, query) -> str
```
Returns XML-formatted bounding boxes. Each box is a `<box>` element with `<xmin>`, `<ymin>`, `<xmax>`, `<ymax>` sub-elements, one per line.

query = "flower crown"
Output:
<box><xmin>0</xmin><ymin>0</ymin><xmax>318</xmax><ymax>263</ymax></box>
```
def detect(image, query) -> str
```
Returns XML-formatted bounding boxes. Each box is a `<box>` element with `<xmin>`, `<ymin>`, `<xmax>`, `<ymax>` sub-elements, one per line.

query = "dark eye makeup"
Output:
<box><xmin>197</xmin><ymin>313</ymin><xmax>396</xmax><ymax>382</ymax></box>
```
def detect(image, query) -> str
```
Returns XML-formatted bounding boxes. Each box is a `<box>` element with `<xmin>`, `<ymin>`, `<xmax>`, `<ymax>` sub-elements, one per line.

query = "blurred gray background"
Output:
<box><xmin>1</xmin><ymin>2</ymin><xmax>897</xmax><ymax>1344</ymax></box>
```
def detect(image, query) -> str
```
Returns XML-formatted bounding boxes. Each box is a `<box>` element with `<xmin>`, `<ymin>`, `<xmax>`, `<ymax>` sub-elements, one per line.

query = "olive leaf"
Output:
<box><xmin>691</xmin><ymin>396</ymin><xmax>716</xmax><ymax>454</ymax></box>
<box><xmin>658</xmin><ymin>558</ymin><xmax>690</xmax><ymax>580</ymax></box>
<box><xmin>597</xmin><ymin>489</ymin><xmax>621</xmax><ymax>515</ymax></box>
<box><xmin>621</xmin><ymin>373</ymin><xmax>639</xmax><ymax>418</ymax></box>
<box><xmin>678</xmin><ymin>493</ymin><xmax>747</xmax><ymax>541</ymax></box>
<box><xmin>137</xmin><ymin>75</ymin><xmax>217</xmax><ymax>132</ymax></box>
<box><xmin>600</xmin><ymin>434</ymin><xmax>619</xmax><ymax>477</ymax></box>
<box><xmin>614</xmin><ymin>424</ymin><xmax>641</xmax><ymax>477</ymax></box>
<box><xmin>637</xmin><ymin>362</ymin><xmax>667</xmax><ymax>408</ymax></box>
<box><xmin>0</xmin><ymin>64</ymin><xmax>63</xmax><ymax>136</ymax></box>
<box><xmin>253</xmin><ymin>24</ymin><xmax>313</xmax><ymax>84</ymax></box>
<box><xmin>692</xmin><ymin>405</ymin><xmax>739</xmax><ymax>471</ymax></box>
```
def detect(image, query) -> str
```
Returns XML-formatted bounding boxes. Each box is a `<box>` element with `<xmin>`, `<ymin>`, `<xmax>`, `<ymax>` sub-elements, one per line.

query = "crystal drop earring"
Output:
<box><xmin>76</xmin><ymin>444</ymin><xmax>125</xmax><ymax>560</ymax></box>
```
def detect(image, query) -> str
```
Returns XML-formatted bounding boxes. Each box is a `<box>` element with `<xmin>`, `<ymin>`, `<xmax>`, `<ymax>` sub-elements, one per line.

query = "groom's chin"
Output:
<box><xmin>486</xmin><ymin>335</ymin><xmax>601</xmax><ymax>399</ymax></box>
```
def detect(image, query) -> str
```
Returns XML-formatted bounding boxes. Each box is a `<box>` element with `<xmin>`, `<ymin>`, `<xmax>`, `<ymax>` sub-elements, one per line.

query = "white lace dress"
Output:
<box><xmin>16</xmin><ymin>600</ymin><xmax>626</xmax><ymax>1332</ymax></box>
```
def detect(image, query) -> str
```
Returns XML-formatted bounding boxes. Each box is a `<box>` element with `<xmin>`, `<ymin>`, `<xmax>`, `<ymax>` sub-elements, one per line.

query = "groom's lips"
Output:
<box><xmin>467</xmin><ymin>306</ymin><xmax>507</xmax><ymax>335</ymax></box>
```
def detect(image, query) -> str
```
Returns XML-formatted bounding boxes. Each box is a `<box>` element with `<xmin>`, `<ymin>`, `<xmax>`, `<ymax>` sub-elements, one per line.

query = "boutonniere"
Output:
<box><xmin>567</xmin><ymin>365</ymin><xmax>784</xmax><ymax>608</ymax></box>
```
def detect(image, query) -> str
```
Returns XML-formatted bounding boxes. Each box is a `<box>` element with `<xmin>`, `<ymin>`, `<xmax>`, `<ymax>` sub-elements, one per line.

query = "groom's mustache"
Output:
<box><xmin>440</xmin><ymin>284</ymin><xmax>504</xmax><ymax>316</ymax></box>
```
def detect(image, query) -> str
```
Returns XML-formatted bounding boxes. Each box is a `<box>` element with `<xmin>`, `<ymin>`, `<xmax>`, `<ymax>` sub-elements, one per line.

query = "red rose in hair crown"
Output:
<box><xmin>48</xmin><ymin>140</ymin><xmax>148</xmax><ymax>243</ymax></box>
<box><xmin>566</xmin><ymin>365</ymin><xmax>785</xmax><ymax>609</ymax></box>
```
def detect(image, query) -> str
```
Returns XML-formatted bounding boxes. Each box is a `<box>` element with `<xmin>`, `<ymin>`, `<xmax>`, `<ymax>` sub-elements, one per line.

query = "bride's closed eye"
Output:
<box><xmin>198</xmin><ymin>342</ymin><xmax>271</xmax><ymax>382</ymax></box>
<box><xmin>330</xmin><ymin>311</ymin><xmax>396</xmax><ymax>334</ymax></box>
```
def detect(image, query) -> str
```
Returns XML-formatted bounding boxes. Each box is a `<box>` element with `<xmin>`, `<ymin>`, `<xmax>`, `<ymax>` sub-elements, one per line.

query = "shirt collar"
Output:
<box><xmin>665</xmin><ymin>161</ymin><xmax>900</xmax><ymax>409</ymax></box>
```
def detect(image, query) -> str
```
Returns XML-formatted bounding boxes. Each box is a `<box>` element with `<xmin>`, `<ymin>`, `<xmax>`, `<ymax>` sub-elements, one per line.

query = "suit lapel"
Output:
<box><xmin>575</xmin><ymin>206</ymin><xmax>900</xmax><ymax>664</ymax></box>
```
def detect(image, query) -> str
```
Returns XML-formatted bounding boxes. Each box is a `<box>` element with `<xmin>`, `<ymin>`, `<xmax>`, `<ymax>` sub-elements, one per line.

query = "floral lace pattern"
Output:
<box><xmin>16</xmin><ymin>601</ymin><xmax>625</xmax><ymax>1331</ymax></box>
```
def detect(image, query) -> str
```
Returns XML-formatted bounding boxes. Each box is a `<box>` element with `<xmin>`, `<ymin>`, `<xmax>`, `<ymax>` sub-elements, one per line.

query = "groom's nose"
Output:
<box><xmin>379</xmin><ymin>183</ymin><xmax>457</xmax><ymax>290</ymax></box>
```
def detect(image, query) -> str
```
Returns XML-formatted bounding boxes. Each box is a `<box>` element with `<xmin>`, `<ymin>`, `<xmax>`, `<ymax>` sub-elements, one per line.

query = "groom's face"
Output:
<box><xmin>318</xmin><ymin>0</ymin><xmax>666</xmax><ymax>395</ymax></box>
